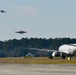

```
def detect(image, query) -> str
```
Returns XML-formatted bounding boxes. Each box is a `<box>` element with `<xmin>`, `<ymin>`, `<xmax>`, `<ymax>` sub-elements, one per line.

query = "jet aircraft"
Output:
<box><xmin>28</xmin><ymin>44</ymin><xmax>76</xmax><ymax>60</ymax></box>
<box><xmin>15</xmin><ymin>30</ymin><xmax>27</xmax><ymax>34</ymax></box>
<box><xmin>0</xmin><ymin>10</ymin><xmax>6</xmax><ymax>13</ymax></box>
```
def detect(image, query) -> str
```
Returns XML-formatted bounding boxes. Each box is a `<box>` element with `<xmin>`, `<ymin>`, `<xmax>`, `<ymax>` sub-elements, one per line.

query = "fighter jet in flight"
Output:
<box><xmin>15</xmin><ymin>30</ymin><xmax>27</xmax><ymax>34</ymax></box>
<box><xmin>0</xmin><ymin>10</ymin><xmax>6</xmax><ymax>13</ymax></box>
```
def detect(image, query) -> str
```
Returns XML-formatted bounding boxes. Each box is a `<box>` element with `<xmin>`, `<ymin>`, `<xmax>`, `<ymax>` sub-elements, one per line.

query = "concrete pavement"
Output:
<box><xmin>0</xmin><ymin>64</ymin><xmax>76</xmax><ymax>75</ymax></box>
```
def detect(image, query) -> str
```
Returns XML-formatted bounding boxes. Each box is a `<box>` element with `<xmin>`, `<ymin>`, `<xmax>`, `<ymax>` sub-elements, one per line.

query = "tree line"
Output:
<box><xmin>0</xmin><ymin>37</ymin><xmax>76</xmax><ymax>57</ymax></box>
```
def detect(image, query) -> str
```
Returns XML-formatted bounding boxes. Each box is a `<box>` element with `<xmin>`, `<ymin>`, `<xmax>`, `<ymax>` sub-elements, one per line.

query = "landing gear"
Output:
<box><xmin>62</xmin><ymin>55</ymin><xmax>66</xmax><ymax>59</ymax></box>
<box><xmin>60</xmin><ymin>53</ymin><xmax>66</xmax><ymax>59</ymax></box>
<box><xmin>48</xmin><ymin>52</ymin><xmax>53</xmax><ymax>59</ymax></box>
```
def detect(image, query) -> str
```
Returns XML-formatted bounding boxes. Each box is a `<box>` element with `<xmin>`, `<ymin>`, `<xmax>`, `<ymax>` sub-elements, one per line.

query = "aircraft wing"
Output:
<box><xmin>27</xmin><ymin>48</ymin><xmax>58</xmax><ymax>52</ymax></box>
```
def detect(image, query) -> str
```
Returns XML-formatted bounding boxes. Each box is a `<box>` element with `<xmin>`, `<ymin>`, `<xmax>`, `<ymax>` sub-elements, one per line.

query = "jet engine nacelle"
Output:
<box><xmin>52</xmin><ymin>51</ymin><xmax>66</xmax><ymax>59</ymax></box>
<box><xmin>52</xmin><ymin>51</ymin><xmax>59</xmax><ymax>57</ymax></box>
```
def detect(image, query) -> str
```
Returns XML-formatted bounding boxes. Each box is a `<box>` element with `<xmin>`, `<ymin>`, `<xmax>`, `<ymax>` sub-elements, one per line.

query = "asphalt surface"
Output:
<box><xmin>0</xmin><ymin>64</ymin><xmax>76</xmax><ymax>75</ymax></box>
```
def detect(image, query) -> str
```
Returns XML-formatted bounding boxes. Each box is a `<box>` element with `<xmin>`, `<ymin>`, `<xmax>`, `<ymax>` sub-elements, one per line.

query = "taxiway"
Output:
<box><xmin>0</xmin><ymin>64</ymin><xmax>76</xmax><ymax>75</ymax></box>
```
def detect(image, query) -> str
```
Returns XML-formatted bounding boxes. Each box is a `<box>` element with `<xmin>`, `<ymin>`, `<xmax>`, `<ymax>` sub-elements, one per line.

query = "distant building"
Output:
<box><xmin>26</xmin><ymin>53</ymin><xmax>34</xmax><ymax>57</ymax></box>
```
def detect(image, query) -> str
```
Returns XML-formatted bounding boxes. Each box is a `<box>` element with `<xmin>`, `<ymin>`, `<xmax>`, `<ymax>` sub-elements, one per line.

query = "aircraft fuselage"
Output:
<box><xmin>59</xmin><ymin>44</ymin><xmax>76</xmax><ymax>54</ymax></box>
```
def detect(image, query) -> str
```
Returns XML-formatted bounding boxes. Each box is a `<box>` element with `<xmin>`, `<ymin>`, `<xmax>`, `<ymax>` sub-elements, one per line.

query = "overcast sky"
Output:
<box><xmin>0</xmin><ymin>0</ymin><xmax>76</xmax><ymax>41</ymax></box>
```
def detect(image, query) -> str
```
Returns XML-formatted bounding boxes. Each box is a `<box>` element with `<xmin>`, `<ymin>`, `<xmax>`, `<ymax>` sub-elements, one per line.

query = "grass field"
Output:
<box><xmin>0</xmin><ymin>57</ymin><xmax>76</xmax><ymax>64</ymax></box>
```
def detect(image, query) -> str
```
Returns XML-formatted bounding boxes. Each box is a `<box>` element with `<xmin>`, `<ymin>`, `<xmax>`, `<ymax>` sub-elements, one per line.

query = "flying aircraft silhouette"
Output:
<box><xmin>0</xmin><ymin>10</ymin><xmax>6</xmax><ymax>13</ymax></box>
<box><xmin>15</xmin><ymin>30</ymin><xmax>27</xmax><ymax>34</ymax></box>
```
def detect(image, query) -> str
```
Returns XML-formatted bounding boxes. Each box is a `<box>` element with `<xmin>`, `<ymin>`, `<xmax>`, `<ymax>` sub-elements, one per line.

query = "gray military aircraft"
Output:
<box><xmin>15</xmin><ymin>30</ymin><xmax>27</xmax><ymax>34</ymax></box>
<box><xmin>0</xmin><ymin>10</ymin><xmax>6</xmax><ymax>13</ymax></box>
